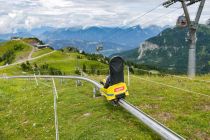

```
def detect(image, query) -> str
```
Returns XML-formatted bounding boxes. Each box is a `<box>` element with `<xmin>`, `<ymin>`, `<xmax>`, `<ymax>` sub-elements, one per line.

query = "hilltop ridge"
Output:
<box><xmin>0</xmin><ymin>38</ymin><xmax>53</xmax><ymax>66</ymax></box>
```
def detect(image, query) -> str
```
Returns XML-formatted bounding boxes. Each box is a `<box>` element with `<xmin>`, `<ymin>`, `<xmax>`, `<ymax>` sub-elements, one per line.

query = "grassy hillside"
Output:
<box><xmin>0</xmin><ymin>50</ymin><xmax>108</xmax><ymax>76</ymax></box>
<box><xmin>21</xmin><ymin>37</ymin><xmax>44</xmax><ymax>45</ymax></box>
<box><xmin>32</xmin><ymin>48</ymin><xmax>53</xmax><ymax>58</ymax></box>
<box><xmin>0</xmin><ymin>40</ymin><xmax>32</xmax><ymax>66</ymax></box>
<box><xmin>0</xmin><ymin>75</ymin><xmax>209</xmax><ymax>139</ymax></box>
<box><xmin>0</xmin><ymin>46</ymin><xmax>209</xmax><ymax>139</ymax></box>
<box><xmin>0</xmin><ymin>38</ymin><xmax>55</xmax><ymax>67</ymax></box>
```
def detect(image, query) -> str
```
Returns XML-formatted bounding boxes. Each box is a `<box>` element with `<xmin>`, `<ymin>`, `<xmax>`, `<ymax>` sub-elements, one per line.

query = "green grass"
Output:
<box><xmin>0</xmin><ymin>79</ymin><xmax>159</xmax><ymax>140</ymax></box>
<box><xmin>129</xmin><ymin>75</ymin><xmax>210</xmax><ymax>139</ymax></box>
<box><xmin>32</xmin><ymin>48</ymin><xmax>53</xmax><ymax>58</ymax></box>
<box><xmin>93</xmin><ymin>75</ymin><xmax>210</xmax><ymax>140</ymax></box>
<box><xmin>0</xmin><ymin>49</ymin><xmax>209</xmax><ymax>139</ymax></box>
<box><xmin>0</xmin><ymin>51</ymin><xmax>108</xmax><ymax>76</ymax></box>
<box><xmin>0</xmin><ymin>79</ymin><xmax>55</xmax><ymax>139</ymax></box>
<box><xmin>0</xmin><ymin>74</ymin><xmax>209</xmax><ymax>139</ymax></box>
<box><xmin>0</xmin><ymin>40</ymin><xmax>32</xmax><ymax>65</ymax></box>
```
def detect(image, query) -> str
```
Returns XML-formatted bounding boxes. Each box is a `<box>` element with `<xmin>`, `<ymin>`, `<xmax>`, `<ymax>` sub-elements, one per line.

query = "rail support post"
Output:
<box><xmin>34</xmin><ymin>73</ymin><xmax>39</xmax><ymax>86</ymax></box>
<box><xmin>93</xmin><ymin>87</ymin><xmax>96</xmax><ymax>98</ymax></box>
<box><xmin>52</xmin><ymin>78</ymin><xmax>59</xmax><ymax>140</ymax></box>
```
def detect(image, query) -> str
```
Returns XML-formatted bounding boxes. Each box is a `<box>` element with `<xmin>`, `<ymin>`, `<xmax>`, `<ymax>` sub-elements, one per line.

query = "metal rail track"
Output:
<box><xmin>1</xmin><ymin>75</ymin><xmax>102</xmax><ymax>88</ymax></box>
<box><xmin>118</xmin><ymin>99</ymin><xmax>185</xmax><ymax>140</ymax></box>
<box><xmin>1</xmin><ymin>75</ymin><xmax>185</xmax><ymax>140</ymax></box>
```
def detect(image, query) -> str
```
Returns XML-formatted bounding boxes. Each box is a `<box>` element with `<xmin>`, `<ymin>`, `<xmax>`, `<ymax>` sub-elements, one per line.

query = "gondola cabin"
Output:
<box><xmin>100</xmin><ymin>56</ymin><xmax>129</xmax><ymax>103</ymax></box>
<box><xmin>96</xmin><ymin>43</ymin><xmax>103</xmax><ymax>54</ymax></box>
<box><xmin>176</xmin><ymin>16</ymin><xmax>188</xmax><ymax>28</ymax></box>
<box><xmin>96</xmin><ymin>46</ymin><xmax>103</xmax><ymax>52</ymax></box>
<box><xmin>207</xmin><ymin>19</ymin><xmax>210</xmax><ymax>26</ymax></box>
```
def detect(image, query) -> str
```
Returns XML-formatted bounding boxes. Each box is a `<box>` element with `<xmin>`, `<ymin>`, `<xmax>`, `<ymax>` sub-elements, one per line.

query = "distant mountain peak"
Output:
<box><xmin>144</xmin><ymin>25</ymin><xmax>159</xmax><ymax>28</ymax></box>
<box><xmin>0</xmin><ymin>25</ymin><xmax>166</xmax><ymax>56</ymax></box>
<box><xmin>130</xmin><ymin>25</ymin><xmax>142</xmax><ymax>30</ymax></box>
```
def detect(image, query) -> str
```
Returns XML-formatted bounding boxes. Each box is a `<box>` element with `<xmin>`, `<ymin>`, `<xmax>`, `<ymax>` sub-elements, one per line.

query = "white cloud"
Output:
<box><xmin>0</xmin><ymin>0</ymin><xmax>209</xmax><ymax>33</ymax></box>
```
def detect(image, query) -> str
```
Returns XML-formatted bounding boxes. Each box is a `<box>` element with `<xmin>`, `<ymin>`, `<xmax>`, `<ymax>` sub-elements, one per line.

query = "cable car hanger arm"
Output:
<box><xmin>194</xmin><ymin>0</ymin><xmax>206</xmax><ymax>25</ymax></box>
<box><xmin>163</xmin><ymin>0</ymin><xmax>202</xmax><ymax>8</ymax></box>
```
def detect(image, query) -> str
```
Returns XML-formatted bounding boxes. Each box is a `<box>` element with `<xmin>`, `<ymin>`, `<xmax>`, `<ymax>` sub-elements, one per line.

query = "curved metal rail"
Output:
<box><xmin>1</xmin><ymin>75</ymin><xmax>185</xmax><ymax>139</ymax></box>
<box><xmin>2</xmin><ymin>75</ymin><xmax>102</xmax><ymax>88</ymax></box>
<box><xmin>118</xmin><ymin>99</ymin><xmax>185</xmax><ymax>140</ymax></box>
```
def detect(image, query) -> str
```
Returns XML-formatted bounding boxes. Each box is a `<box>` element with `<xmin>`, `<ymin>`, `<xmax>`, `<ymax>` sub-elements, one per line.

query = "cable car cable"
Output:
<box><xmin>102</xmin><ymin>6</ymin><xmax>182</xmax><ymax>48</ymax></box>
<box><xmin>101</xmin><ymin>3</ymin><xmax>163</xmax><ymax>43</ymax></box>
<box><xmin>141</xmin><ymin>7</ymin><xmax>182</xmax><ymax>27</ymax></box>
<box><xmin>124</xmin><ymin>3</ymin><xmax>163</xmax><ymax>27</ymax></box>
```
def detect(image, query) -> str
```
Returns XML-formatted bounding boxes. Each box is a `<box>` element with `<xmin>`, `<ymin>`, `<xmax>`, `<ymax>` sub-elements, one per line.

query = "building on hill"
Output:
<box><xmin>11</xmin><ymin>37</ymin><xmax>21</xmax><ymax>40</ymax></box>
<box><xmin>79</xmin><ymin>50</ymin><xmax>84</xmax><ymax>54</ymax></box>
<box><xmin>24</xmin><ymin>37</ymin><xmax>44</xmax><ymax>45</ymax></box>
<box><xmin>35</xmin><ymin>44</ymin><xmax>50</xmax><ymax>49</ymax></box>
<box><xmin>28</xmin><ymin>40</ymin><xmax>50</xmax><ymax>49</ymax></box>
<box><xmin>29</xmin><ymin>41</ymin><xmax>39</xmax><ymax>46</ymax></box>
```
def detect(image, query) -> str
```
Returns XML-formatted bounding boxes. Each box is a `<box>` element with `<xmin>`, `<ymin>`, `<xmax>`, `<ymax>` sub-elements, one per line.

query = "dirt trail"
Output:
<box><xmin>28</xmin><ymin>46</ymin><xmax>35</xmax><ymax>59</ymax></box>
<box><xmin>0</xmin><ymin>51</ymin><xmax>56</xmax><ymax>70</ymax></box>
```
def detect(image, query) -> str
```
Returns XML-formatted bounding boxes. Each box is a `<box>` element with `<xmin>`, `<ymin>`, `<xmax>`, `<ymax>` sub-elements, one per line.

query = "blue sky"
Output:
<box><xmin>0</xmin><ymin>0</ymin><xmax>209</xmax><ymax>33</ymax></box>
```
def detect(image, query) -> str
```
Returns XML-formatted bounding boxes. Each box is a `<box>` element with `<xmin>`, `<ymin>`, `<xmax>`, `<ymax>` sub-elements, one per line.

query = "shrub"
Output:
<box><xmin>75</xmin><ymin>69</ymin><xmax>81</xmax><ymax>75</ymax></box>
<box><xmin>21</xmin><ymin>61</ymin><xmax>32</xmax><ymax>72</ymax></box>
<box><xmin>14</xmin><ymin>44</ymin><xmax>23</xmax><ymax>51</ymax></box>
<box><xmin>2</xmin><ymin>50</ymin><xmax>15</xmax><ymax>64</ymax></box>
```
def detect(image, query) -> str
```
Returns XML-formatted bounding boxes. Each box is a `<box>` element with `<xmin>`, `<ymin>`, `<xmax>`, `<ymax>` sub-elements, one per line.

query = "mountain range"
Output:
<box><xmin>0</xmin><ymin>25</ymin><xmax>166</xmax><ymax>56</ymax></box>
<box><xmin>115</xmin><ymin>25</ymin><xmax>210</xmax><ymax>74</ymax></box>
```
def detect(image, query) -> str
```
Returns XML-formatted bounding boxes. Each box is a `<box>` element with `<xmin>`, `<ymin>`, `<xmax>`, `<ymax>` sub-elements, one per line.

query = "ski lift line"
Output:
<box><xmin>102</xmin><ymin>3</ymin><xmax>163</xmax><ymax>43</ymax></box>
<box><xmin>102</xmin><ymin>3</ymin><xmax>182</xmax><ymax>44</ymax></box>
<box><xmin>118</xmin><ymin>99</ymin><xmax>185</xmax><ymax>140</ymax></box>
<box><xmin>142</xmin><ymin>8</ymin><xmax>181</xmax><ymax>25</ymax></box>
<box><xmin>141</xmin><ymin>7</ymin><xmax>182</xmax><ymax>26</ymax></box>
<box><xmin>125</xmin><ymin>3</ymin><xmax>162</xmax><ymax>26</ymax></box>
<box><xmin>131</xmin><ymin>75</ymin><xmax>210</xmax><ymax>98</ymax></box>
<box><xmin>1</xmin><ymin>75</ymin><xmax>184</xmax><ymax>139</ymax></box>
<box><xmin>124</xmin><ymin>3</ymin><xmax>177</xmax><ymax>27</ymax></box>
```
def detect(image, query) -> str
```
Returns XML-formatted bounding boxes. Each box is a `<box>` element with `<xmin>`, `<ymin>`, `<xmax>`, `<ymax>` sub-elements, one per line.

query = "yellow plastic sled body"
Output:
<box><xmin>100</xmin><ymin>82</ymin><xmax>129</xmax><ymax>101</ymax></box>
